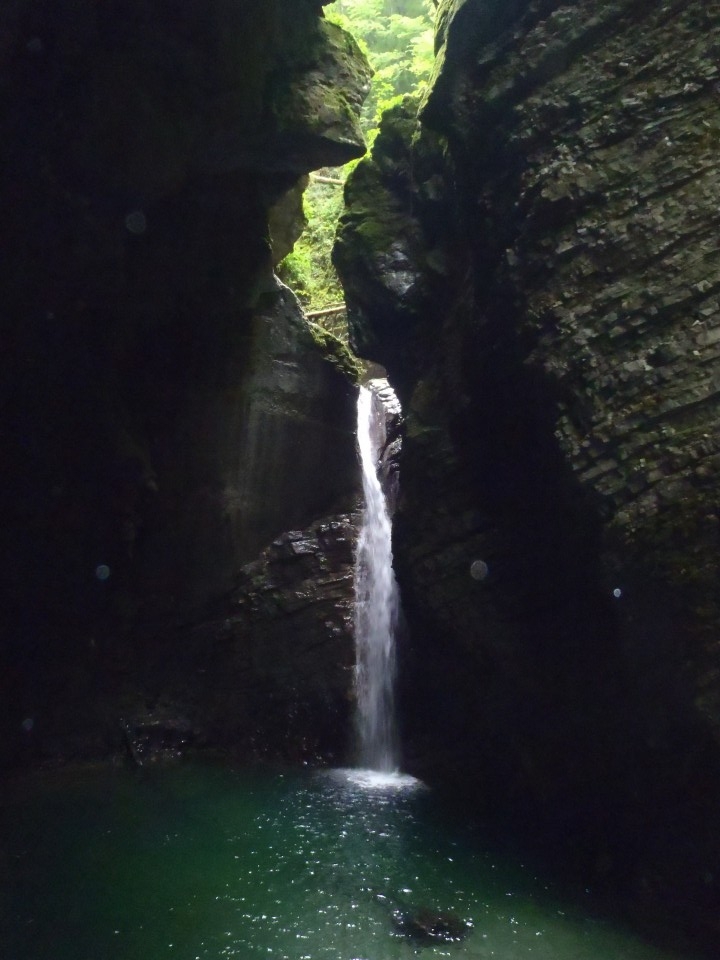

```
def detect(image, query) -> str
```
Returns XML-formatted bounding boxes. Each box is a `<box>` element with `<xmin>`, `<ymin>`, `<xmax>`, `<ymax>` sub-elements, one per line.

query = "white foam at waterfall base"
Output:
<box><xmin>354</xmin><ymin>385</ymin><xmax>401</xmax><ymax>772</ymax></box>
<box><xmin>341</xmin><ymin>768</ymin><xmax>423</xmax><ymax>791</ymax></box>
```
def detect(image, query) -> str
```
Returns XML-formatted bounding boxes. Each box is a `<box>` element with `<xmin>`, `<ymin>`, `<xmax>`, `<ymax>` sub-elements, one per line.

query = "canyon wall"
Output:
<box><xmin>0</xmin><ymin>0</ymin><xmax>369</xmax><ymax>766</ymax></box>
<box><xmin>335</xmin><ymin>0</ymin><xmax>720</xmax><ymax>933</ymax></box>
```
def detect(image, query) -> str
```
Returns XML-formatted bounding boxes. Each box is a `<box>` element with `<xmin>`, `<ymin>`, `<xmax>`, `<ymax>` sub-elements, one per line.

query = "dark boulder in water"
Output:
<box><xmin>374</xmin><ymin>891</ymin><xmax>471</xmax><ymax>945</ymax></box>
<box><xmin>391</xmin><ymin>905</ymin><xmax>472</xmax><ymax>945</ymax></box>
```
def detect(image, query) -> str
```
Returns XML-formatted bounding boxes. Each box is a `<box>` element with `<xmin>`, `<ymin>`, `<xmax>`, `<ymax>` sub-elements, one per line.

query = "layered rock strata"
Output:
<box><xmin>116</xmin><ymin>513</ymin><xmax>360</xmax><ymax>767</ymax></box>
<box><xmin>335</xmin><ymin>0</ymin><xmax>720</xmax><ymax>934</ymax></box>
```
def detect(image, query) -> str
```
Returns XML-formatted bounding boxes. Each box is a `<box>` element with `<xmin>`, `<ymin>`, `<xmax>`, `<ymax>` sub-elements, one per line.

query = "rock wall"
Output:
<box><xmin>0</xmin><ymin>0</ymin><xmax>370</xmax><ymax>767</ymax></box>
<box><xmin>117</xmin><ymin>512</ymin><xmax>360</xmax><ymax>768</ymax></box>
<box><xmin>335</xmin><ymin>0</ymin><xmax>720</xmax><ymax>935</ymax></box>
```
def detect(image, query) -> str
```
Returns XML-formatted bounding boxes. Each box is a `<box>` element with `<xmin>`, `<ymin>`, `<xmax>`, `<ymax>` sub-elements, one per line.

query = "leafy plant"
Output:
<box><xmin>278</xmin><ymin>0</ymin><xmax>435</xmax><ymax>343</ymax></box>
<box><xmin>327</xmin><ymin>0</ymin><xmax>435</xmax><ymax>140</ymax></box>
<box><xmin>277</xmin><ymin>174</ymin><xmax>347</xmax><ymax>318</ymax></box>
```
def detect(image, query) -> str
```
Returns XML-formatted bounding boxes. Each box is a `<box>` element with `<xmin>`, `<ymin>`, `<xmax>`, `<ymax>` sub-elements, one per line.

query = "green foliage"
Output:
<box><xmin>307</xmin><ymin>321</ymin><xmax>362</xmax><ymax>382</ymax></box>
<box><xmin>279</xmin><ymin>0</ymin><xmax>435</xmax><ymax>350</ymax></box>
<box><xmin>327</xmin><ymin>0</ymin><xmax>435</xmax><ymax>139</ymax></box>
<box><xmin>277</xmin><ymin>175</ymin><xmax>346</xmax><ymax>316</ymax></box>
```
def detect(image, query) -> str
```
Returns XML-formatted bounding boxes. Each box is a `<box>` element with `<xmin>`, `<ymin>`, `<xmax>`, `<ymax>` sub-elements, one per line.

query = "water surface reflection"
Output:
<box><xmin>0</xmin><ymin>763</ymin><xmax>706</xmax><ymax>960</ymax></box>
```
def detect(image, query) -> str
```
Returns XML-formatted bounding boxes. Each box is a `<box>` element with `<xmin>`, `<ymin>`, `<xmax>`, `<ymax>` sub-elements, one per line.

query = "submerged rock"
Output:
<box><xmin>392</xmin><ymin>906</ymin><xmax>471</xmax><ymax>945</ymax></box>
<box><xmin>375</xmin><ymin>891</ymin><xmax>472</xmax><ymax>946</ymax></box>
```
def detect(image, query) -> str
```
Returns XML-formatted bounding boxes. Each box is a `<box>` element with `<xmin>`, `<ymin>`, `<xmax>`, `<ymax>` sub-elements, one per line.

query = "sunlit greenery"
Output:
<box><xmin>278</xmin><ymin>173</ymin><xmax>348</xmax><ymax>337</ymax></box>
<box><xmin>327</xmin><ymin>0</ymin><xmax>435</xmax><ymax>146</ymax></box>
<box><xmin>277</xmin><ymin>0</ymin><xmax>435</xmax><ymax>338</ymax></box>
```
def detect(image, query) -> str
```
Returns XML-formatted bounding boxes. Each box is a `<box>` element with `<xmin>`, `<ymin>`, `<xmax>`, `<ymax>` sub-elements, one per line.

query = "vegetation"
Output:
<box><xmin>278</xmin><ymin>174</ymin><xmax>348</xmax><ymax>337</ymax></box>
<box><xmin>327</xmin><ymin>0</ymin><xmax>435</xmax><ymax>147</ymax></box>
<box><xmin>277</xmin><ymin>0</ymin><xmax>435</xmax><ymax>341</ymax></box>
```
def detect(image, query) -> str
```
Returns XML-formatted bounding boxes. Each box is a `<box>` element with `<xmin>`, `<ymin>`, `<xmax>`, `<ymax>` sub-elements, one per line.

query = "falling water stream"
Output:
<box><xmin>0</xmin><ymin>388</ymin><xmax>708</xmax><ymax>960</ymax></box>
<box><xmin>354</xmin><ymin>383</ymin><xmax>401</xmax><ymax>772</ymax></box>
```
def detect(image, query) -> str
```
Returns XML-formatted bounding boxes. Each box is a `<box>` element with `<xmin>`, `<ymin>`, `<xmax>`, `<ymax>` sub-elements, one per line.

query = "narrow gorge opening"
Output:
<box><xmin>276</xmin><ymin>0</ymin><xmax>435</xmax><ymax>349</ymax></box>
<box><xmin>2</xmin><ymin>1</ymin><xmax>719</xmax><ymax>957</ymax></box>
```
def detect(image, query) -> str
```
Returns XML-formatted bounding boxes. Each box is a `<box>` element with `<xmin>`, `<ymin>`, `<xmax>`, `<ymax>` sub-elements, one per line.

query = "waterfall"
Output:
<box><xmin>354</xmin><ymin>384</ymin><xmax>401</xmax><ymax>772</ymax></box>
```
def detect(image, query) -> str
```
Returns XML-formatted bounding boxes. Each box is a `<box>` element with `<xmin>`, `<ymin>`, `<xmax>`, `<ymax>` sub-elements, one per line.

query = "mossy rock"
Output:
<box><xmin>268</xmin><ymin>19</ymin><xmax>372</xmax><ymax>168</ymax></box>
<box><xmin>307</xmin><ymin>321</ymin><xmax>361</xmax><ymax>383</ymax></box>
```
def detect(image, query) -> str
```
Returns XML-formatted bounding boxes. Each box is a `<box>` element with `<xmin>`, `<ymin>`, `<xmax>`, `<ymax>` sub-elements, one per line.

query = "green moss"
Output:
<box><xmin>269</xmin><ymin>19</ymin><xmax>370</xmax><ymax>154</ymax></box>
<box><xmin>357</xmin><ymin>211</ymin><xmax>408</xmax><ymax>250</ymax></box>
<box><xmin>277</xmin><ymin>249</ymin><xmax>313</xmax><ymax>302</ymax></box>
<box><xmin>307</xmin><ymin>321</ymin><xmax>361</xmax><ymax>383</ymax></box>
<box><xmin>336</xmin><ymin>97</ymin><xmax>430</xmax><ymax>260</ymax></box>
<box><xmin>339</xmin><ymin>160</ymin><xmax>409</xmax><ymax>250</ymax></box>
<box><xmin>277</xmin><ymin>179</ymin><xmax>346</xmax><ymax>312</ymax></box>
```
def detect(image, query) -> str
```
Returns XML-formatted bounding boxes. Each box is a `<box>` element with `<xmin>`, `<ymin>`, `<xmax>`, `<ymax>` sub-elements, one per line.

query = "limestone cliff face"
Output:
<box><xmin>0</xmin><ymin>0</ymin><xmax>370</xmax><ymax>766</ymax></box>
<box><xmin>336</xmin><ymin>0</ymin><xmax>720</xmax><ymax>928</ymax></box>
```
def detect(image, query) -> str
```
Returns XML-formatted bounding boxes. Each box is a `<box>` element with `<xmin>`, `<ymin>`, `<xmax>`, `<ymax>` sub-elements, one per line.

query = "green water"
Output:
<box><xmin>0</xmin><ymin>762</ymin><xmax>702</xmax><ymax>960</ymax></box>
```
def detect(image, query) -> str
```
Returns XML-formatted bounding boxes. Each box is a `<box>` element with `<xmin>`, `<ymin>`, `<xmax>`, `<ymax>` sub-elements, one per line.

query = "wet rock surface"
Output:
<box><xmin>13</xmin><ymin>512</ymin><xmax>361</xmax><ymax>768</ymax></box>
<box><xmin>117</xmin><ymin>513</ymin><xmax>361</xmax><ymax>766</ymax></box>
<box><xmin>0</xmin><ymin>0</ymin><xmax>369</xmax><ymax>767</ymax></box>
<box><xmin>120</xmin><ymin>711</ymin><xmax>195</xmax><ymax>766</ymax></box>
<box><xmin>365</xmin><ymin>378</ymin><xmax>403</xmax><ymax>510</ymax></box>
<box><xmin>335</xmin><ymin>0</ymin><xmax>720</xmax><ymax>938</ymax></box>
